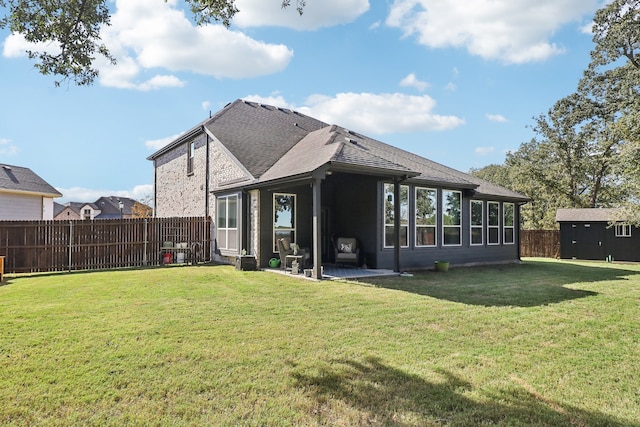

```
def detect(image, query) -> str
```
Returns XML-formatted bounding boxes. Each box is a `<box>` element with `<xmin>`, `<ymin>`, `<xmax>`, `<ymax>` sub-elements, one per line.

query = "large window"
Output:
<box><xmin>470</xmin><ymin>200</ymin><xmax>483</xmax><ymax>245</ymax></box>
<box><xmin>488</xmin><ymin>201</ymin><xmax>500</xmax><ymax>245</ymax></box>
<box><xmin>503</xmin><ymin>202</ymin><xmax>515</xmax><ymax>244</ymax></box>
<box><xmin>274</xmin><ymin>193</ymin><xmax>296</xmax><ymax>252</ymax></box>
<box><xmin>615</xmin><ymin>223</ymin><xmax>632</xmax><ymax>237</ymax></box>
<box><xmin>442</xmin><ymin>190</ymin><xmax>462</xmax><ymax>246</ymax></box>
<box><xmin>217</xmin><ymin>194</ymin><xmax>238</xmax><ymax>251</ymax></box>
<box><xmin>415</xmin><ymin>187</ymin><xmax>437</xmax><ymax>247</ymax></box>
<box><xmin>187</xmin><ymin>140</ymin><xmax>195</xmax><ymax>174</ymax></box>
<box><xmin>383</xmin><ymin>183</ymin><xmax>409</xmax><ymax>248</ymax></box>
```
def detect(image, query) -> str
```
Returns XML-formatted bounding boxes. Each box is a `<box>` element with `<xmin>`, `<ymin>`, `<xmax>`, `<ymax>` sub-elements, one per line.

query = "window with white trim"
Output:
<box><xmin>383</xmin><ymin>183</ymin><xmax>409</xmax><ymax>248</ymax></box>
<box><xmin>415</xmin><ymin>187</ymin><xmax>437</xmax><ymax>247</ymax></box>
<box><xmin>503</xmin><ymin>202</ymin><xmax>515</xmax><ymax>244</ymax></box>
<box><xmin>488</xmin><ymin>201</ymin><xmax>500</xmax><ymax>245</ymax></box>
<box><xmin>442</xmin><ymin>190</ymin><xmax>462</xmax><ymax>246</ymax></box>
<box><xmin>274</xmin><ymin>193</ymin><xmax>296</xmax><ymax>252</ymax></box>
<box><xmin>615</xmin><ymin>223</ymin><xmax>632</xmax><ymax>237</ymax></box>
<box><xmin>187</xmin><ymin>140</ymin><xmax>195</xmax><ymax>175</ymax></box>
<box><xmin>470</xmin><ymin>200</ymin><xmax>483</xmax><ymax>245</ymax></box>
<box><xmin>217</xmin><ymin>194</ymin><xmax>238</xmax><ymax>251</ymax></box>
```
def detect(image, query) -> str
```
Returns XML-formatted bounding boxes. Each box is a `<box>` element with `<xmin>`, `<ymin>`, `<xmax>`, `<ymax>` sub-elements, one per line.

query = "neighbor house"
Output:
<box><xmin>53</xmin><ymin>196</ymin><xmax>142</xmax><ymax>220</ymax></box>
<box><xmin>0</xmin><ymin>164</ymin><xmax>61</xmax><ymax>220</ymax></box>
<box><xmin>556</xmin><ymin>208</ymin><xmax>639</xmax><ymax>261</ymax></box>
<box><xmin>148</xmin><ymin>99</ymin><xmax>528</xmax><ymax>278</ymax></box>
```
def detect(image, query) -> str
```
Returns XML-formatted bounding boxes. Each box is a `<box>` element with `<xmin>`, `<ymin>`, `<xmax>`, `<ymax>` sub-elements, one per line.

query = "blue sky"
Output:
<box><xmin>1</xmin><ymin>0</ymin><xmax>604</xmax><ymax>203</ymax></box>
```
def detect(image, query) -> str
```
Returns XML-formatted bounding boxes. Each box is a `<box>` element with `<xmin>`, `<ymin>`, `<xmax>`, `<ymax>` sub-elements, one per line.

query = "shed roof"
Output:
<box><xmin>0</xmin><ymin>164</ymin><xmax>61</xmax><ymax>198</ymax></box>
<box><xmin>556</xmin><ymin>208</ymin><xmax>622</xmax><ymax>222</ymax></box>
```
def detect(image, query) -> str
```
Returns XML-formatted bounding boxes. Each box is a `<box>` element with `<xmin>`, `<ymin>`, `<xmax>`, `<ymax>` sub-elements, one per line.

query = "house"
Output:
<box><xmin>556</xmin><ymin>208</ymin><xmax>638</xmax><ymax>261</ymax></box>
<box><xmin>53</xmin><ymin>196</ymin><xmax>143</xmax><ymax>220</ymax></box>
<box><xmin>148</xmin><ymin>99</ymin><xmax>528</xmax><ymax>278</ymax></box>
<box><xmin>0</xmin><ymin>163</ymin><xmax>61</xmax><ymax>220</ymax></box>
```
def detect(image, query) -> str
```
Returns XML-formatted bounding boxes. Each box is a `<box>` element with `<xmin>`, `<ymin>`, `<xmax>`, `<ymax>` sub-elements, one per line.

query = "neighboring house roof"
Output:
<box><xmin>94</xmin><ymin>196</ymin><xmax>135</xmax><ymax>218</ymax></box>
<box><xmin>54</xmin><ymin>202</ymin><xmax>65</xmax><ymax>217</ymax></box>
<box><xmin>556</xmin><ymin>208</ymin><xmax>623</xmax><ymax>222</ymax></box>
<box><xmin>149</xmin><ymin>100</ymin><xmax>528</xmax><ymax>201</ymax></box>
<box><xmin>56</xmin><ymin>197</ymin><xmax>142</xmax><ymax>219</ymax></box>
<box><xmin>0</xmin><ymin>164</ymin><xmax>62</xmax><ymax>198</ymax></box>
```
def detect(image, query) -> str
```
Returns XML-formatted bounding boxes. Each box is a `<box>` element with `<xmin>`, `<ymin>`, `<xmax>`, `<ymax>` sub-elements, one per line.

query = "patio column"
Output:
<box><xmin>312</xmin><ymin>177</ymin><xmax>322</xmax><ymax>279</ymax></box>
<box><xmin>394</xmin><ymin>177</ymin><xmax>401</xmax><ymax>273</ymax></box>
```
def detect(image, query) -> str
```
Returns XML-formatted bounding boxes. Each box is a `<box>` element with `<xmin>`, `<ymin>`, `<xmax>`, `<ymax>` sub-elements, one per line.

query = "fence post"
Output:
<box><xmin>143</xmin><ymin>218</ymin><xmax>148</xmax><ymax>266</ymax></box>
<box><xmin>68</xmin><ymin>221</ymin><xmax>73</xmax><ymax>272</ymax></box>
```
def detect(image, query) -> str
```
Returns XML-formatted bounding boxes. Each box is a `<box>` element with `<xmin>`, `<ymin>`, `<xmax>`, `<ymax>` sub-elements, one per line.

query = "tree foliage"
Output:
<box><xmin>0</xmin><ymin>0</ymin><xmax>306</xmax><ymax>86</ymax></box>
<box><xmin>474</xmin><ymin>0</ymin><xmax>640</xmax><ymax>229</ymax></box>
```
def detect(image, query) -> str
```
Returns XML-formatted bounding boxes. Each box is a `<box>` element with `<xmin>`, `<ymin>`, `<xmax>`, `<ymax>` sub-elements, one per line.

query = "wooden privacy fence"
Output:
<box><xmin>520</xmin><ymin>229</ymin><xmax>559</xmax><ymax>258</ymax></box>
<box><xmin>0</xmin><ymin>217</ymin><xmax>211</xmax><ymax>274</ymax></box>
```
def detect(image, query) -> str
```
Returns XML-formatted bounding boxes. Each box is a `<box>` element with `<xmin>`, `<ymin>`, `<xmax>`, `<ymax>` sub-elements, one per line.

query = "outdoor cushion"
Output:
<box><xmin>334</xmin><ymin>237</ymin><xmax>360</xmax><ymax>266</ymax></box>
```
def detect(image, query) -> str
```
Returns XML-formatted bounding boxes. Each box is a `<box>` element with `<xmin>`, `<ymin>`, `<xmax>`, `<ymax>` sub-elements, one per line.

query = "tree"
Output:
<box><xmin>589</xmin><ymin>0</ymin><xmax>640</xmax><ymax>224</ymax></box>
<box><xmin>0</xmin><ymin>0</ymin><xmax>306</xmax><ymax>86</ymax></box>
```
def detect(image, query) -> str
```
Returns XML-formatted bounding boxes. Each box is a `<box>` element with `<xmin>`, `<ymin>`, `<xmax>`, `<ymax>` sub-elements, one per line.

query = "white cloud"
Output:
<box><xmin>234</xmin><ymin>0</ymin><xmax>370</xmax><ymax>30</ymax></box>
<box><xmin>475</xmin><ymin>146</ymin><xmax>495</xmax><ymax>155</ymax></box>
<box><xmin>145</xmin><ymin>133</ymin><xmax>185</xmax><ymax>151</ymax></box>
<box><xmin>400</xmin><ymin>73</ymin><xmax>429</xmax><ymax>91</ymax></box>
<box><xmin>0</xmin><ymin>138</ymin><xmax>18</xmax><ymax>156</ymax></box>
<box><xmin>202</xmin><ymin>101</ymin><xmax>212</xmax><ymax>112</ymax></box>
<box><xmin>386</xmin><ymin>0</ymin><xmax>600</xmax><ymax>63</ymax></box>
<box><xmin>55</xmin><ymin>184</ymin><xmax>154</xmax><ymax>204</ymax></box>
<box><xmin>4</xmin><ymin>0</ymin><xmax>294</xmax><ymax>89</ymax></box>
<box><xmin>296</xmin><ymin>92</ymin><xmax>465</xmax><ymax>134</ymax></box>
<box><xmin>486</xmin><ymin>113</ymin><xmax>508</xmax><ymax>123</ymax></box>
<box><xmin>243</xmin><ymin>94</ymin><xmax>294</xmax><ymax>109</ymax></box>
<box><xmin>444</xmin><ymin>82</ymin><xmax>457</xmax><ymax>91</ymax></box>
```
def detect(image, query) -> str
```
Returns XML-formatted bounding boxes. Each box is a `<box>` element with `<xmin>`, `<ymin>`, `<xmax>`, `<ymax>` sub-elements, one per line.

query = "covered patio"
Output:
<box><xmin>265</xmin><ymin>264</ymin><xmax>399</xmax><ymax>280</ymax></box>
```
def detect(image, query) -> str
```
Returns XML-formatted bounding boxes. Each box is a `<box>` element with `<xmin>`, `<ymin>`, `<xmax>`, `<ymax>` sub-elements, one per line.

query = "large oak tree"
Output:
<box><xmin>0</xmin><ymin>0</ymin><xmax>305</xmax><ymax>86</ymax></box>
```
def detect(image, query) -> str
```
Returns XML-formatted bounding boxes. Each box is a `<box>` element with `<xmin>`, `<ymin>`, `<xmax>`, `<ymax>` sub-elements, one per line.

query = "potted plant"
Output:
<box><xmin>434</xmin><ymin>261</ymin><xmax>449</xmax><ymax>272</ymax></box>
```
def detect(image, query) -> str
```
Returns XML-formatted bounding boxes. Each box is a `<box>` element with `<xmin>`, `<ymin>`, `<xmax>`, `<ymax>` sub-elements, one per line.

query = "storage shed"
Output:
<box><xmin>556</xmin><ymin>208</ymin><xmax>639</xmax><ymax>262</ymax></box>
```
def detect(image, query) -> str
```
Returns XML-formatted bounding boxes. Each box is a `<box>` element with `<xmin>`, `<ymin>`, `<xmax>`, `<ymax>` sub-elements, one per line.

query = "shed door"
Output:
<box><xmin>572</xmin><ymin>223</ymin><xmax>605</xmax><ymax>260</ymax></box>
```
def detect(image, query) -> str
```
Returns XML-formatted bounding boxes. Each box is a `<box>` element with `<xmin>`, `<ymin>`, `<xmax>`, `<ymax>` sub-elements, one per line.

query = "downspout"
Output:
<box><xmin>393</xmin><ymin>177</ymin><xmax>402</xmax><ymax>273</ymax></box>
<box><xmin>152</xmin><ymin>159</ymin><xmax>158</xmax><ymax>216</ymax></box>
<box><xmin>517</xmin><ymin>202</ymin><xmax>523</xmax><ymax>262</ymax></box>
<box><xmin>204</xmin><ymin>127</ymin><xmax>210</xmax><ymax>218</ymax></box>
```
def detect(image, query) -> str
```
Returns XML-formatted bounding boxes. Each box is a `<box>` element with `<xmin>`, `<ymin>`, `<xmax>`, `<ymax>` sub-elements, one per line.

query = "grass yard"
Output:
<box><xmin>0</xmin><ymin>258</ymin><xmax>638</xmax><ymax>426</ymax></box>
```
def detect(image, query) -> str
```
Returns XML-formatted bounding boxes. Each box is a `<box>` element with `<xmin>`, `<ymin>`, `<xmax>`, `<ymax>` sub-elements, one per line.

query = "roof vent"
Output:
<box><xmin>2</xmin><ymin>165</ymin><xmax>11</xmax><ymax>170</ymax></box>
<box><xmin>345</xmin><ymin>137</ymin><xmax>357</xmax><ymax>144</ymax></box>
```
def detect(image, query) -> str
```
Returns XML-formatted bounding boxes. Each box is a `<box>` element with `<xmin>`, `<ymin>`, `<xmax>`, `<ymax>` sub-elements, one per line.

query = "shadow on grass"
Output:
<box><xmin>363</xmin><ymin>260</ymin><xmax>639</xmax><ymax>307</ymax></box>
<box><xmin>292</xmin><ymin>356</ymin><xmax>633</xmax><ymax>426</ymax></box>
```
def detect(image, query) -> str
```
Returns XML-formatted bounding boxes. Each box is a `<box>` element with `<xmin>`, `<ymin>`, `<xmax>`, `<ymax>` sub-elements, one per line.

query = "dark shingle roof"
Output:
<box><xmin>205</xmin><ymin>100</ymin><xmax>328</xmax><ymax>178</ymax></box>
<box><xmin>0</xmin><ymin>164</ymin><xmax>61</xmax><ymax>197</ymax></box>
<box><xmin>150</xmin><ymin>99</ymin><xmax>528</xmax><ymax>201</ymax></box>
<box><xmin>556</xmin><ymin>208</ymin><xmax>622</xmax><ymax>222</ymax></box>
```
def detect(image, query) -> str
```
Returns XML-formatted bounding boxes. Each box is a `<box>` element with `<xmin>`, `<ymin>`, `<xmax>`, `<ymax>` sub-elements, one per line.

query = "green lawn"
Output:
<box><xmin>0</xmin><ymin>259</ymin><xmax>638</xmax><ymax>426</ymax></box>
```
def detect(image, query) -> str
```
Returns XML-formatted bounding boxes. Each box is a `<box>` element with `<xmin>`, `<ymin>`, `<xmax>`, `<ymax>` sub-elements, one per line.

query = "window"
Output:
<box><xmin>470</xmin><ymin>200</ymin><xmax>483</xmax><ymax>245</ymax></box>
<box><xmin>442</xmin><ymin>190</ymin><xmax>462</xmax><ymax>246</ymax></box>
<box><xmin>488</xmin><ymin>201</ymin><xmax>500</xmax><ymax>245</ymax></box>
<box><xmin>187</xmin><ymin>140</ymin><xmax>195</xmax><ymax>174</ymax></box>
<box><xmin>503</xmin><ymin>202</ymin><xmax>515</xmax><ymax>244</ymax></box>
<box><xmin>615</xmin><ymin>223</ymin><xmax>632</xmax><ymax>237</ymax></box>
<box><xmin>274</xmin><ymin>193</ymin><xmax>296</xmax><ymax>252</ymax></box>
<box><xmin>415</xmin><ymin>187</ymin><xmax>437</xmax><ymax>247</ymax></box>
<box><xmin>383</xmin><ymin>183</ymin><xmax>409</xmax><ymax>248</ymax></box>
<box><xmin>217</xmin><ymin>194</ymin><xmax>238</xmax><ymax>251</ymax></box>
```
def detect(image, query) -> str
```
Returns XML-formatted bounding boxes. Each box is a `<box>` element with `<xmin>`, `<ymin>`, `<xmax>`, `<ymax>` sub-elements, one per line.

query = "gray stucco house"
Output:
<box><xmin>0</xmin><ymin>163</ymin><xmax>61</xmax><ymax>220</ymax></box>
<box><xmin>148</xmin><ymin>99</ymin><xmax>528</xmax><ymax>278</ymax></box>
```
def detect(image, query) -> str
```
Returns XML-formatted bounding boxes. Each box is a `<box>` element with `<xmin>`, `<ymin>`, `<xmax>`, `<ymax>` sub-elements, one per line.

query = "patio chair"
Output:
<box><xmin>333</xmin><ymin>237</ymin><xmax>360</xmax><ymax>267</ymax></box>
<box><xmin>277</xmin><ymin>238</ymin><xmax>309</xmax><ymax>269</ymax></box>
